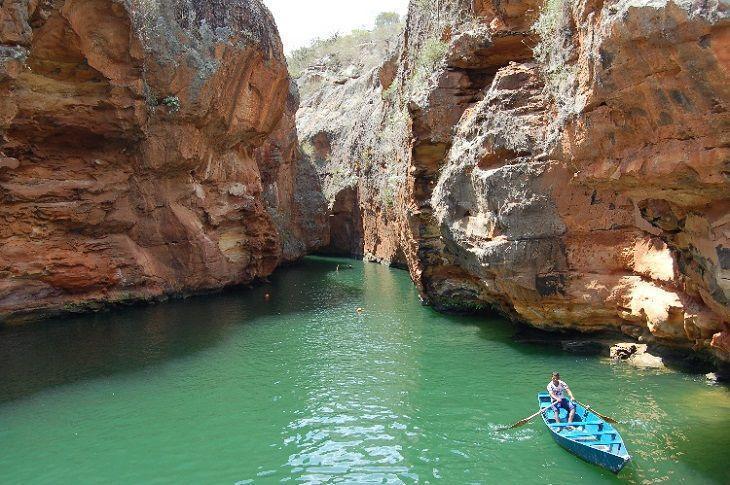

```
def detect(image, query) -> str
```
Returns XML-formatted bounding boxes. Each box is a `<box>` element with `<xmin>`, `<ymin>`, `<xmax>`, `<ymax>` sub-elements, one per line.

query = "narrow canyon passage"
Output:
<box><xmin>0</xmin><ymin>258</ymin><xmax>727</xmax><ymax>483</ymax></box>
<box><xmin>1</xmin><ymin>0</ymin><xmax>728</xmax><ymax>481</ymax></box>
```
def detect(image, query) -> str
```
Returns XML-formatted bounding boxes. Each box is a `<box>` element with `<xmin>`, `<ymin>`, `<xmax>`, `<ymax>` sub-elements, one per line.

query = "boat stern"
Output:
<box><xmin>610</xmin><ymin>454</ymin><xmax>631</xmax><ymax>474</ymax></box>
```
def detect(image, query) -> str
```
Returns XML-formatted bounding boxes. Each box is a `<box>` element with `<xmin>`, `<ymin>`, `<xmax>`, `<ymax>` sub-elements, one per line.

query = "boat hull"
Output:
<box><xmin>538</xmin><ymin>392</ymin><xmax>630</xmax><ymax>473</ymax></box>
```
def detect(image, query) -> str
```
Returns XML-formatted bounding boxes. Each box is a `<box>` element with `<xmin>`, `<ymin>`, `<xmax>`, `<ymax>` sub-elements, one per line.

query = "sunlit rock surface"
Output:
<box><xmin>297</xmin><ymin>0</ymin><xmax>729</xmax><ymax>362</ymax></box>
<box><xmin>0</xmin><ymin>0</ymin><xmax>322</xmax><ymax>321</ymax></box>
<box><xmin>430</xmin><ymin>0</ymin><xmax>729</xmax><ymax>361</ymax></box>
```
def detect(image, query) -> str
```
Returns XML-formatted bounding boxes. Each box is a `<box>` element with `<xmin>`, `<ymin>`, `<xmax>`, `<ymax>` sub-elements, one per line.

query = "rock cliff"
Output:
<box><xmin>256</xmin><ymin>82</ymin><xmax>329</xmax><ymax>262</ymax></box>
<box><xmin>2</xmin><ymin>0</ymin><xmax>728</xmax><ymax>364</ymax></box>
<box><xmin>0</xmin><ymin>0</ymin><xmax>324</xmax><ymax>321</ymax></box>
<box><xmin>296</xmin><ymin>0</ymin><xmax>729</xmax><ymax>363</ymax></box>
<box><xmin>294</xmin><ymin>19</ymin><xmax>407</xmax><ymax>262</ymax></box>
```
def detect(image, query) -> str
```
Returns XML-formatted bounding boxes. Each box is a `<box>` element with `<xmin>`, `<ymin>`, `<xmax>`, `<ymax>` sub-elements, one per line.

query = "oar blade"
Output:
<box><xmin>579</xmin><ymin>401</ymin><xmax>618</xmax><ymax>424</ymax></box>
<box><xmin>498</xmin><ymin>418</ymin><xmax>528</xmax><ymax>431</ymax></box>
<box><xmin>498</xmin><ymin>407</ymin><xmax>545</xmax><ymax>431</ymax></box>
<box><xmin>596</xmin><ymin>412</ymin><xmax>618</xmax><ymax>424</ymax></box>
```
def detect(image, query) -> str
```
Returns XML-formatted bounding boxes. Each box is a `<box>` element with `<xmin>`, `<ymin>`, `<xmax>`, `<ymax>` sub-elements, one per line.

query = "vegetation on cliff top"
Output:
<box><xmin>286</xmin><ymin>12</ymin><xmax>404</xmax><ymax>77</ymax></box>
<box><xmin>533</xmin><ymin>0</ymin><xmax>579</xmax><ymax>107</ymax></box>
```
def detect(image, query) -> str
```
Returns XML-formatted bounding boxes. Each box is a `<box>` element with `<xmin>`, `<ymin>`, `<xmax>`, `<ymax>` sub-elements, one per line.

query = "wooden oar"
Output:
<box><xmin>577</xmin><ymin>400</ymin><xmax>618</xmax><ymax>424</ymax></box>
<box><xmin>499</xmin><ymin>402</ymin><xmax>556</xmax><ymax>430</ymax></box>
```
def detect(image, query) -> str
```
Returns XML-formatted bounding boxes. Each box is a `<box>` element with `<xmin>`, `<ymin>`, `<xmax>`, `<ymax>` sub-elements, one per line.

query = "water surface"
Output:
<box><xmin>0</xmin><ymin>257</ymin><xmax>727</xmax><ymax>483</ymax></box>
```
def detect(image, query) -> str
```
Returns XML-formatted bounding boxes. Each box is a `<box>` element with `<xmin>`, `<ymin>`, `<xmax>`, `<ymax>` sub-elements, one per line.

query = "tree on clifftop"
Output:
<box><xmin>375</xmin><ymin>12</ymin><xmax>401</xmax><ymax>28</ymax></box>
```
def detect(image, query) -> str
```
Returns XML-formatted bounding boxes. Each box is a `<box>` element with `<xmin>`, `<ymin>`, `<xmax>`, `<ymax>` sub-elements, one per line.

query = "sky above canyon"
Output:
<box><xmin>263</xmin><ymin>0</ymin><xmax>410</xmax><ymax>53</ymax></box>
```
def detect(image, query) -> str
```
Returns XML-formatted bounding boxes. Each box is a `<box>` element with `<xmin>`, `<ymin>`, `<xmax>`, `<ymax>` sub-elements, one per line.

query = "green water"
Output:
<box><xmin>0</xmin><ymin>257</ymin><xmax>728</xmax><ymax>484</ymax></box>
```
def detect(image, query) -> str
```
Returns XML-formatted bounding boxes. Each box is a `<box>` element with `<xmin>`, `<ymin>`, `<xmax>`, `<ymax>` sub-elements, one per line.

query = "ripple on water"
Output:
<box><xmin>0</xmin><ymin>257</ymin><xmax>728</xmax><ymax>484</ymax></box>
<box><xmin>488</xmin><ymin>423</ymin><xmax>538</xmax><ymax>444</ymax></box>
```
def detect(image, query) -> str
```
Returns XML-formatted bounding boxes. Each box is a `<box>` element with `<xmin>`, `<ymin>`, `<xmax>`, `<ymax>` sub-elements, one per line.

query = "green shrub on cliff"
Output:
<box><xmin>533</xmin><ymin>0</ymin><xmax>578</xmax><ymax>104</ymax></box>
<box><xmin>409</xmin><ymin>37</ymin><xmax>448</xmax><ymax>93</ymax></box>
<box><xmin>161</xmin><ymin>95</ymin><xmax>181</xmax><ymax>112</ymax></box>
<box><xmin>287</xmin><ymin>12</ymin><xmax>403</xmax><ymax>78</ymax></box>
<box><xmin>381</xmin><ymin>82</ymin><xmax>398</xmax><ymax>103</ymax></box>
<box><xmin>415</xmin><ymin>37</ymin><xmax>448</xmax><ymax>74</ymax></box>
<box><xmin>300</xmin><ymin>140</ymin><xmax>316</xmax><ymax>159</ymax></box>
<box><xmin>534</xmin><ymin>0</ymin><xmax>568</xmax><ymax>42</ymax></box>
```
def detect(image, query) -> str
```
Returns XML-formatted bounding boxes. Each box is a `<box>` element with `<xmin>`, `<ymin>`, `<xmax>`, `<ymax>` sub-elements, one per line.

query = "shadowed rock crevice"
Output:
<box><xmin>319</xmin><ymin>186</ymin><xmax>363</xmax><ymax>258</ymax></box>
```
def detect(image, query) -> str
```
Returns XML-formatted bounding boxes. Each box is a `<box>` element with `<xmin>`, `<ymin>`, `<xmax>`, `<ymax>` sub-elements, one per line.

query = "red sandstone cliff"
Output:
<box><xmin>0</xmin><ymin>0</ymin><xmax>324</xmax><ymax>321</ymax></box>
<box><xmin>428</xmin><ymin>0</ymin><xmax>729</xmax><ymax>362</ymax></box>
<box><xmin>256</xmin><ymin>83</ymin><xmax>329</xmax><ymax>262</ymax></box>
<box><xmin>295</xmin><ymin>0</ymin><xmax>729</xmax><ymax>363</ymax></box>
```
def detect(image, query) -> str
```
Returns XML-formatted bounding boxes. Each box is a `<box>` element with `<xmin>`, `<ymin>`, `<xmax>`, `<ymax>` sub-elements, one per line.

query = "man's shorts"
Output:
<box><xmin>552</xmin><ymin>398</ymin><xmax>575</xmax><ymax>413</ymax></box>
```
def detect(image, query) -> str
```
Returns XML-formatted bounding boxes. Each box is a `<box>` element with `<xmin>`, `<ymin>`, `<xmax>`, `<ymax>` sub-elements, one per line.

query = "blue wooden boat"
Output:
<box><xmin>538</xmin><ymin>392</ymin><xmax>630</xmax><ymax>473</ymax></box>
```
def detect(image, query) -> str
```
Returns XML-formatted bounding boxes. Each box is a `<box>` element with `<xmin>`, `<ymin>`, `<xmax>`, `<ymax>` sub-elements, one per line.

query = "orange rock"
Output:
<box><xmin>295</xmin><ymin>0</ymin><xmax>729</xmax><ymax>362</ymax></box>
<box><xmin>0</xmin><ymin>0</ymin><xmax>311</xmax><ymax>322</ymax></box>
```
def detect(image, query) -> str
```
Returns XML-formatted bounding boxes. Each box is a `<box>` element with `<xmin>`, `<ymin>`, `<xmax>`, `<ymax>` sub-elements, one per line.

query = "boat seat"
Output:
<box><xmin>550</xmin><ymin>422</ymin><xmax>600</xmax><ymax>428</ymax></box>
<box><xmin>566</xmin><ymin>431</ymin><xmax>616</xmax><ymax>438</ymax></box>
<box><xmin>590</xmin><ymin>440</ymin><xmax>624</xmax><ymax>447</ymax></box>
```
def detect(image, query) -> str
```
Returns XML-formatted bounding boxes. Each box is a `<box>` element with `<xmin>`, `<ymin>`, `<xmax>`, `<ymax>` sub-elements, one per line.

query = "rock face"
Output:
<box><xmin>295</xmin><ymin>21</ymin><xmax>408</xmax><ymax>264</ymax></box>
<box><xmin>256</xmin><ymin>83</ymin><xmax>329</xmax><ymax>262</ymax></box>
<box><xmin>296</xmin><ymin>0</ymin><xmax>729</xmax><ymax>363</ymax></box>
<box><xmin>429</xmin><ymin>0</ymin><xmax>729</xmax><ymax>362</ymax></box>
<box><xmin>0</xmin><ymin>0</ymin><xmax>324</xmax><ymax>321</ymax></box>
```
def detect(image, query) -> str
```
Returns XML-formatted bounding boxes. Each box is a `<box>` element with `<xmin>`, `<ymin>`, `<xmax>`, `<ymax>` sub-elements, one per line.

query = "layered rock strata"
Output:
<box><xmin>256</xmin><ymin>83</ymin><xmax>329</xmax><ymax>262</ymax></box>
<box><xmin>429</xmin><ymin>0</ymin><xmax>729</xmax><ymax>362</ymax></box>
<box><xmin>0</xmin><ymin>0</ymin><xmax>324</xmax><ymax>321</ymax></box>
<box><xmin>297</xmin><ymin>0</ymin><xmax>729</xmax><ymax>362</ymax></box>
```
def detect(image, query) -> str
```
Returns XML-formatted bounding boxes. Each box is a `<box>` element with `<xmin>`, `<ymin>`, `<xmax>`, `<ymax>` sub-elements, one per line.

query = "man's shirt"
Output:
<box><xmin>547</xmin><ymin>380</ymin><xmax>570</xmax><ymax>400</ymax></box>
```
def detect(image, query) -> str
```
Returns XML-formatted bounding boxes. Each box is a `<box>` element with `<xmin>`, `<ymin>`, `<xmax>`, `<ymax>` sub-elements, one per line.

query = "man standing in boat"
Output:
<box><xmin>547</xmin><ymin>371</ymin><xmax>576</xmax><ymax>428</ymax></box>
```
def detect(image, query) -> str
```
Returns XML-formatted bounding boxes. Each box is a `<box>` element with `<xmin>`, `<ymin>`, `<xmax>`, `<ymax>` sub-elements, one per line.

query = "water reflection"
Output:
<box><xmin>279</xmin><ymin>262</ymin><xmax>423</xmax><ymax>482</ymax></box>
<box><xmin>0</xmin><ymin>258</ymin><xmax>360</xmax><ymax>404</ymax></box>
<box><xmin>0</xmin><ymin>302</ymin><xmax>234</xmax><ymax>404</ymax></box>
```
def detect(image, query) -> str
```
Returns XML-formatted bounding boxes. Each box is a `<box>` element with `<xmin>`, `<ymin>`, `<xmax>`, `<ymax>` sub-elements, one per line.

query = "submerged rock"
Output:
<box><xmin>610</xmin><ymin>342</ymin><xmax>665</xmax><ymax>368</ymax></box>
<box><xmin>626</xmin><ymin>352</ymin><xmax>666</xmax><ymax>370</ymax></box>
<box><xmin>610</xmin><ymin>343</ymin><xmax>647</xmax><ymax>360</ymax></box>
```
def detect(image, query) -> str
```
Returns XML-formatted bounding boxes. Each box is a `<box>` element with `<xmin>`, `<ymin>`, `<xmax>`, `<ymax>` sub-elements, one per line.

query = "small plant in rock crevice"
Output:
<box><xmin>144</xmin><ymin>90</ymin><xmax>182</xmax><ymax>113</ymax></box>
<box><xmin>299</xmin><ymin>140</ymin><xmax>316</xmax><ymax>159</ymax></box>
<box><xmin>161</xmin><ymin>95</ymin><xmax>181</xmax><ymax>112</ymax></box>
<box><xmin>532</xmin><ymin>0</ymin><xmax>578</xmax><ymax>102</ymax></box>
<box><xmin>381</xmin><ymin>82</ymin><xmax>398</xmax><ymax>103</ymax></box>
<box><xmin>413</xmin><ymin>0</ymin><xmax>436</xmax><ymax>11</ymax></box>
<box><xmin>409</xmin><ymin>37</ymin><xmax>448</xmax><ymax>94</ymax></box>
<box><xmin>379</xmin><ymin>173</ymin><xmax>404</xmax><ymax>209</ymax></box>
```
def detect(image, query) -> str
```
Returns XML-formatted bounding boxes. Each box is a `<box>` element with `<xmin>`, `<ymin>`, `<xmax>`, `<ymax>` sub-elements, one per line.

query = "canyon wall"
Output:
<box><xmin>256</xmin><ymin>82</ymin><xmax>329</xmax><ymax>263</ymax></box>
<box><xmin>295</xmin><ymin>21</ymin><xmax>407</xmax><ymax>263</ymax></box>
<box><xmin>430</xmin><ymin>0</ymin><xmax>729</xmax><ymax>362</ymax></box>
<box><xmin>2</xmin><ymin>0</ymin><xmax>727</xmax><ymax>364</ymax></box>
<box><xmin>0</xmin><ymin>0</ymin><xmax>325</xmax><ymax>322</ymax></box>
<box><xmin>297</xmin><ymin>0</ymin><xmax>729</xmax><ymax>362</ymax></box>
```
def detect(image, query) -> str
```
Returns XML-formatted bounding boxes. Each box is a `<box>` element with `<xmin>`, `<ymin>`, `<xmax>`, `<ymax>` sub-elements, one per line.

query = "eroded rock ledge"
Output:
<box><xmin>0</xmin><ymin>0</ymin><xmax>326</xmax><ymax>321</ymax></box>
<box><xmin>296</xmin><ymin>0</ymin><xmax>729</xmax><ymax>363</ymax></box>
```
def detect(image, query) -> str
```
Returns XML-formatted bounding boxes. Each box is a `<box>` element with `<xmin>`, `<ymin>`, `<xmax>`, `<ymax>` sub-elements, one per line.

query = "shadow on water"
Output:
<box><xmin>505</xmin><ymin>325</ymin><xmax>721</xmax><ymax>376</ymax></box>
<box><xmin>429</xmin><ymin>305</ymin><xmax>564</xmax><ymax>356</ymax></box>
<box><xmin>0</xmin><ymin>257</ymin><xmax>361</xmax><ymax>405</ymax></box>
